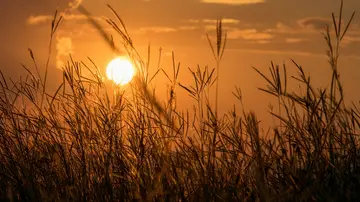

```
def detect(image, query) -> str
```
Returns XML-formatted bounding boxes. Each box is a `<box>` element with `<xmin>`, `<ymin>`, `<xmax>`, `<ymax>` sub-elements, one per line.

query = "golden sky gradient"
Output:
<box><xmin>0</xmin><ymin>0</ymin><xmax>359</xmax><ymax>126</ymax></box>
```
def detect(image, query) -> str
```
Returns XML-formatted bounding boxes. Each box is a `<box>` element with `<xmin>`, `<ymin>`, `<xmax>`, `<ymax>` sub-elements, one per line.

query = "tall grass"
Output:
<box><xmin>0</xmin><ymin>0</ymin><xmax>359</xmax><ymax>201</ymax></box>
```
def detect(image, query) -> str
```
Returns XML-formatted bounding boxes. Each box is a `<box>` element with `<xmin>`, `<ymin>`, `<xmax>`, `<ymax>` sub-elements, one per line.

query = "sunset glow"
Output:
<box><xmin>106</xmin><ymin>57</ymin><xmax>135</xmax><ymax>85</ymax></box>
<box><xmin>2</xmin><ymin>0</ymin><xmax>360</xmax><ymax>200</ymax></box>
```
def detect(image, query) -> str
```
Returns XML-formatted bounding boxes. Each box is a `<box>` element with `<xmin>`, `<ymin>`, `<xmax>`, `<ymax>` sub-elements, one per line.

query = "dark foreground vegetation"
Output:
<box><xmin>0</xmin><ymin>1</ymin><xmax>359</xmax><ymax>201</ymax></box>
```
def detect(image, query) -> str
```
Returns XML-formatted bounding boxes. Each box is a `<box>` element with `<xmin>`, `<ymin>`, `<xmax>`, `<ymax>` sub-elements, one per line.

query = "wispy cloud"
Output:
<box><xmin>342</xmin><ymin>36</ymin><xmax>360</xmax><ymax>45</ymax></box>
<box><xmin>228</xmin><ymin>48</ymin><xmax>321</xmax><ymax>57</ymax></box>
<box><xmin>187</xmin><ymin>18</ymin><xmax>240</xmax><ymax>25</ymax></box>
<box><xmin>297</xmin><ymin>17</ymin><xmax>331</xmax><ymax>30</ymax></box>
<box><xmin>203</xmin><ymin>18</ymin><xmax>240</xmax><ymax>24</ymax></box>
<box><xmin>188</xmin><ymin>19</ymin><xmax>200</xmax><ymax>23</ymax></box>
<box><xmin>27</xmin><ymin>15</ymin><xmax>53</xmax><ymax>25</ymax></box>
<box><xmin>27</xmin><ymin>0</ymin><xmax>84</xmax><ymax>24</ymax></box>
<box><xmin>204</xmin><ymin>25</ymin><xmax>217</xmax><ymax>30</ymax></box>
<box><xmin>56</xmin><ymin>36</ymin><xmax>74</xmax><ymax>69</ymax></box>
<box><xmin>266</xmin><ymin>17</ymin><xmax>332</xmax><ymax>35</ymax></box>
<box><xmin>201</xmin><ymin>0</ymin><xmax>265</xmax><ymax>5</ymax></box>
<box><xmin>256</xmin><ymin>40</ymin><xmax>271</xmax><ymax>44</ymax></box>
<box><xmin>190</xmin><ymin>18</ymin><xmax>239</xmax><ymax>31</ymax></box>
<box><xmin>138</xmin><ymin>26</ymin><xmax>177</xmax><ymax>34</ymax></box>
<box><xmin>265</xmin><ymin>23</ymin><xmax>298</xmax><ymax>34</ymax></box>
<box><xmin>68</xmin><ymin>0</ymin><xmax>82</xmax><ymax>9</ymax></box>
<box><xmin>27</xmin><ymin>14</ymin><xmax>105</xmax><ymax>25</ymax></box>
<box><xmin>285</xmin><ymin>38</ymin><xmax>308</xmax><ymax>43</ymax></box>
<box><xmin>178</xmin><ymin>26</ymin><xmax>199</xmax><ymax>31</ymax></box>
<box><xmin>227</xmin><ymin>29</ymin><xmax>274</xmax><ymax>40</ymax></box>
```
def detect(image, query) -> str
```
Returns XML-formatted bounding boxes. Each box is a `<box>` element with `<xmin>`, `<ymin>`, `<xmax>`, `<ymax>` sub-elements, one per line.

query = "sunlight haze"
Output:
<box><xmin>0</xmin><ymin>0</ymin><xmax>359</xmax><ymax>127</ymax></box>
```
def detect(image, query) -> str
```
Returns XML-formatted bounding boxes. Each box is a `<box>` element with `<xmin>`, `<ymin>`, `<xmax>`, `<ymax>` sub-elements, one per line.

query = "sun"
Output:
<box><xmin>106</xmin><ymin>57</ymin><xmax>136</xmax><ymax>85</ymax></box>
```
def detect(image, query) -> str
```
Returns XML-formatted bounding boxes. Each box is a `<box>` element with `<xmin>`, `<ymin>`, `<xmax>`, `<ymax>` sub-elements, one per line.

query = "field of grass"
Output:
<box><xmin>0</xmin><ymin>2</ymin><xmax>359</xmax><ymax>201</ymax></box>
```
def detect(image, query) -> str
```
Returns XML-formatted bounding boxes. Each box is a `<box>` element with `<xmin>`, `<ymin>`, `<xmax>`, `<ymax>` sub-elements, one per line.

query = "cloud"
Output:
<box><xmin>229</xmin><ymin>48</ymin><xmax>360</xmax><ymax>59</ymax></box>
<box><xmin>285</xmin><ymin>38</ymin><xmax>308</xmax><ymax>43</ymax></box>
<box><xmin>138</xmin><ymin>26</ymin><xmax>177</xmax><ymax>34</ymax></box>
<box><xmin>27</xmin><ymin>14</ymin><xmax>105</xmax><ymax>25</ymax></box>
<box><xmin>56</xmin><ymin>37</ymin><xmax>74</xmax><ymax>69</ymax></box>
<box><xmin>204</xmin><ymin>25</ymin><xmax>217</xmax><ymax>30</ymax></box>
<box><xmin>63</xmin><ymin>14</ymin><xmax>104</xmax><ymax>21</ymax></box>
<box><xmin>342</xmin><ymin>36</ymin><xmax>360</xmax><ymax>45</ymax></box>
<box><xmin>27</xmin><ymin>0</ymin><xmax>84</xmax><ymax>25</ymax></box>
<box><xmin>265</xmin><ymin>23</ymin><xmax>297</xmax><ymax>34</ymax></box>
<box><xmin>68</xmin><ymin>0</ymin><xmax>82</xmax><ymax>9</ymax></box>
<box><xmin>228</xmin><ymin>48</ymin><xmax>321</xmax><ymax>57</ymax></box>
<box><xmin>201</xmin><ymin>0</ymin><xmax>265</xmax><ymax>5</ymax></box>
<box><xmin>297</xmin><ymin>17</ymin><xmax>331</xmax><ymax>30</ymax></box>
<box><xmin>264</xmin><ymin>18</ymin><xmax>360</xmax><ymax>45</ymax></box>
<box><xmin>188</xmin><ymin>19</ymin><xmax>200</xmax><ymax>23</ymax></box>
<box><xmin>265</xmin><ymin>17</ymin><xmax>333</xmax><ymax>35</ymax></box>
<box><xmin>203</xmin><ymin>18</ymin><xmax>240</xmax><ymax>24</ymax></box>
<box><xmin>190</xmin><ymin>18</ymin><xmax>240</xmax><ymax>31</ymax></box>
<box><xmin>227</xmin><ymin>28</ymin><xmax>274</xmax><ymax>40</ymax></box>
<box><xmin>27</xmin><ymin>15</ymin><xmax>53</xmax><ymax>25</ymax></box>
<box><xmin>187</xmin><ymin>18</ymin><xmax>240</xmax><ymax>28</ymax></box>
<box><xmin>178</xmin><ymin>26</ymin><xmax>198</xmax><ymax>31</ymax></box>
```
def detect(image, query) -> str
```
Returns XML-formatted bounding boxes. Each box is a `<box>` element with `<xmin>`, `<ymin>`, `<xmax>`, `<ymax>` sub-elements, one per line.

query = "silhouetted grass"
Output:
<box><xmin>0</xmin><ymin>0</ymin><xmax>359</xmax><ymax>201</ymax></box>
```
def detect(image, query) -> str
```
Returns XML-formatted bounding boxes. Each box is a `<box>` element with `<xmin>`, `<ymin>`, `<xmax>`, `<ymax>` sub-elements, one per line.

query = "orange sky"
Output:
<box><xmin>0</xmin><ymin>0</ymin><xmax>360</xmax><ymax>127</ymax></box>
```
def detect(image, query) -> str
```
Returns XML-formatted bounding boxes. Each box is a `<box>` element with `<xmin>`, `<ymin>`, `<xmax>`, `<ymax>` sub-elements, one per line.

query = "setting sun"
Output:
<box><xmin>106</xmin><ymin>57</ymin><xmax>136</xmax><ymax>85</ymax></box>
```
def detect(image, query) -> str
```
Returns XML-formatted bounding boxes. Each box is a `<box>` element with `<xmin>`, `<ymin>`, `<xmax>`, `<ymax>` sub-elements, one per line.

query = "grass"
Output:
<box><xmin>0</xmin><ymin>1</ymin><xmax>359</xmax><ymax>201</ymax></box>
